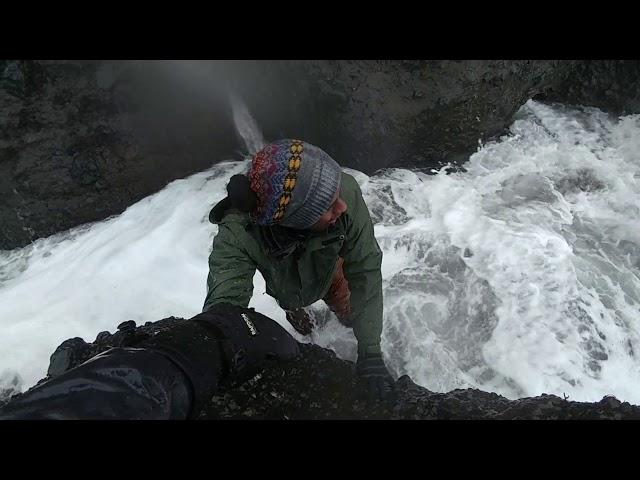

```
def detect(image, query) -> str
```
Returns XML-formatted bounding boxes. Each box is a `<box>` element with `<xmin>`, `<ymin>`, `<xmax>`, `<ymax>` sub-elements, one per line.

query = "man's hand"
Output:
<box><xmin>356</xmin><ymin>353</ymin><xmax>395</xmax><ymax>403</ymax></box>
<box><xmin>227</xmin><ymin>174</ymin><xmax>257</xmax><ymax>212</ymax></box>
<box><xmin>285</xmin><ymin>308</ymin><xmax>313</xmax><ymax>336</ymax></box>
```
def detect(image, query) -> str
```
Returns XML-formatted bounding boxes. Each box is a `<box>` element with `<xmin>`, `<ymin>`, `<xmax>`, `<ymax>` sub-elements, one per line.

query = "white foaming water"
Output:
<box><xmin>1</xmin><ymin>100</ymin><xmax>640</xmax><ymax>404</ymax></box>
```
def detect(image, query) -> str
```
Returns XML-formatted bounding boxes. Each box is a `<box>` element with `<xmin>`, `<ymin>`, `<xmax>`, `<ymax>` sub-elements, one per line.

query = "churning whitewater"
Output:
<box><xmin>1</xmin><ymin>100</ymin><xmax>640</xmax><ymax>404</ymax></box>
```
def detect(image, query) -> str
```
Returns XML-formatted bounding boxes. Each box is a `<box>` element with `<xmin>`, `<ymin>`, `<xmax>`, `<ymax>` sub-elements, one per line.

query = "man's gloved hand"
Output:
<box><xmin>227</xmin><ymin>174</ymin><xmax>257</xmax><ymax>212</ymax></box>
<box><xmin>285</xmin><ymin>308</ymin><xmax>314</xmax><ymax>336</ymax></box>
<box><xmin>356</xmin><ymin>353</ymin><xmax>395</xmax><ymax>403</ymax></box>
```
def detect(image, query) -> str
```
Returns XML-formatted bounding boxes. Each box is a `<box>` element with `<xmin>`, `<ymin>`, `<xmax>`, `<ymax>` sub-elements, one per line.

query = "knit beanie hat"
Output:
<box><xmin>248</xmin><ymin>139</ymin><xmax>342</xmax><ymax>229</ymax></box>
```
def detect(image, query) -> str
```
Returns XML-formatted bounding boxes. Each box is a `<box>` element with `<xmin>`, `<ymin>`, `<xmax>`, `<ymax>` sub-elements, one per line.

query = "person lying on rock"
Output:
<box><xmin>0</xmin><ymin>305</ymin><xmax>301</xmax><ymax>420</ymax></box>
<box><xmin>203</xmin><ymin>139</ymin><xmax>394</xmax><ymax>402</ymax></box>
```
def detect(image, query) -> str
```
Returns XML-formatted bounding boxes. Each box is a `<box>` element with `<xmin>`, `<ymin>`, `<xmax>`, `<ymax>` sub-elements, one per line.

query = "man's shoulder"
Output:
<box><xmin>219</xmin><ymin>210</ymin><xmax>252</xmax><ymax>226</ymax></box>
<box><xmin>340</xmin><ymin>171</ymin><xmax>366</xmax><ymax>209</ymax></box>
<box><xmin>340</xmin><ymin>171</ymin><xmax>361</xmax><ymax>192</ymax></box>
<box><xmin>213</xmin><ymin>211</ymin><xmax>254</xmax><ymax>242</ymax></box>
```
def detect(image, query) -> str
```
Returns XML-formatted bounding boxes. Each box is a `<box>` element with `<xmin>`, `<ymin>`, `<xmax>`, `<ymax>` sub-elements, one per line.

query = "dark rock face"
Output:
<box><xmin>25</xmin><ymin>317</ymin><xmax>640</xmax><ymax>420</ymax></box>
<box><xmin>0</xmin><ymin>60</ymin><xmax>238</xmax><ymax>250</ymax></box>
<box><xmin>2</xmin><ymin>60</ymin><xmax>639</xmax><ymax>251</ymax></box>
<box><xmin>535</xmin><ymin>60</ymin><xmax>640</xmax><ymax>114</ymax></box>
<box><xmin>258</xmin><ymin>60</ymin><xmax>578</xmax><ymax>173</ymax></box>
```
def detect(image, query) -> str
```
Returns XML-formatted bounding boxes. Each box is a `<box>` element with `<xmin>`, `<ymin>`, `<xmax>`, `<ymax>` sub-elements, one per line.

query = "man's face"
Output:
<box><xmin>309</xmin><ymin>192</ymin><xmax>348</xmax><ymax>231</ymax></box>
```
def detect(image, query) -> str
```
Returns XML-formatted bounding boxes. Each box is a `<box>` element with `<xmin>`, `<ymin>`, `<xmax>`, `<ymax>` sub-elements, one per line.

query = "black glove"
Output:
<box><xmin>209</xmin><ymin>175</ymin><xmax>258</xmax><ymax>224</ymax></box>
<box><xmin>356</xmin><ymin>353</ymin><xmax>395</xmax><ymax>403</ymax></box>
<box><xmin>227</xmin><ymin>174</ymin><xmax>257</xmax><ymax>212</ymax></box>
<box><xmin>285</xmin><ymin>308</ymin><xmax>314</xmax><ymax>336</ymax></box>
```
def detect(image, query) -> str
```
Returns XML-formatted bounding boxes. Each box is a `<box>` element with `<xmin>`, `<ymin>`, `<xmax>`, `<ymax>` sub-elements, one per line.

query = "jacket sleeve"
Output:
<box><xmin>202</xmin><ymin>224</ymin><xmax>257</xmax><ymax>312</ymax></box>
<box><xmin>340</xmin><ymin>178</ymin><xmax>384</xmax><ymax>359</ymax></box>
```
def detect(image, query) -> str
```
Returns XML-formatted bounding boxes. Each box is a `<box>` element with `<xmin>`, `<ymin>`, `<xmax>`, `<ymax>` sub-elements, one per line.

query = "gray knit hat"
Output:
<box><xmin>248</xmin><ymin>139</ymin><xmax>342</xmax><ymax>229</ymax></box>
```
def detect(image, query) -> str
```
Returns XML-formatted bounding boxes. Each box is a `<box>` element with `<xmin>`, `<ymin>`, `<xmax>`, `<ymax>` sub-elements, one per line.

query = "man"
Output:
<box><xmin>203</xmin><ymin>139</ymin><xmax>393</xmax><ymax>401</ymax></box>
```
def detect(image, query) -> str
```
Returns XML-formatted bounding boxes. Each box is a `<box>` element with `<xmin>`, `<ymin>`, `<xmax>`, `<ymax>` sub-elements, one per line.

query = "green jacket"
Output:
<box><xmin>203</xmin><ymin>172</ymin><xmax>383</xmax><ymax>357</ymax></box>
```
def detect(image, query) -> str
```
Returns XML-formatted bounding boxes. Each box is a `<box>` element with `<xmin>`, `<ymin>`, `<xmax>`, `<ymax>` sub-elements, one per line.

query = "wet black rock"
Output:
<box><xmin>117</xmin><ymin>320</ymin><xmax>136</xmax><ymax>331</ymax></box>
<box><xmin>31</xmin><ymin>316</ymin><xmax>640</xmax><ymax>420</ymax></box>
<box><xmin>535</xmin><ymin>60</ymin><xmax>640</xmax><ymax>115</ymax></box>
<box><xmin>95</xmin><ymin>331</ymin><xmax>111</xmax><ymax>342</ymax></box>
<box><xmin>225</xmin><ymin>60</ymin><xmax>580</xmax><ymax>175</ymax></box>
<box><xmin>0</xmin><ymin>60</ymin><xmax>237</xmax><ymax>250</ymax></box>
<box><xmin>46</xmin><ymin>337</ymin><xmax>90</xmax><ymax>378</ymax></box>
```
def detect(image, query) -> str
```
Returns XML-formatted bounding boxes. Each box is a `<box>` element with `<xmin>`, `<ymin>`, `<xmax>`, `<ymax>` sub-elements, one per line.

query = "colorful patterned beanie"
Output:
<box><xmin>248</xmin><ymin>139</ymin><xmax>342</xmax><ymax>229</ymax></box>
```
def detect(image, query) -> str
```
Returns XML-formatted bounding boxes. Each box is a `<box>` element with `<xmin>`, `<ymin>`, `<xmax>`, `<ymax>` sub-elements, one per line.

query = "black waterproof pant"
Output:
<box><xmin>0</xmin><ymin>305</ymin><xmax>300</xmax><ymax>420</ymax></box>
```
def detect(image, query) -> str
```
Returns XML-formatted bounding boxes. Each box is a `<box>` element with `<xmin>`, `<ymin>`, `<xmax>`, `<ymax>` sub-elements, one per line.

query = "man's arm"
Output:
<box><xmin>203</xmin><ymin>224</ymin><xmax>257</xmax><ymax>312</ymax></box>
<box><xmin>340</xmin><ymin>176</ymin><xmax>384</xmax><ymax>359</ymax></box>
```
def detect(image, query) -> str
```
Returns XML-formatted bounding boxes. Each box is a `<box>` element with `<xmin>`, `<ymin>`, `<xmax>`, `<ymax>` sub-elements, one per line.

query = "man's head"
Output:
<box><xmin>248</xmin><ymin>139</ymin><xmax>345</xmax><ymax>230</ymax></box>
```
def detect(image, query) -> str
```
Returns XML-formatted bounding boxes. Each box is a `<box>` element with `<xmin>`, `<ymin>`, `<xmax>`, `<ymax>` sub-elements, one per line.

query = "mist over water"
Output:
<box><xmin>230</xmin><ymin>94</ymin><xmax>266</xmax><ymax>156</ymax></box>
<box><xmin>1</xmin><ymin>100</ymin><xmax>639</xmax><ymax>404</ymax></box>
